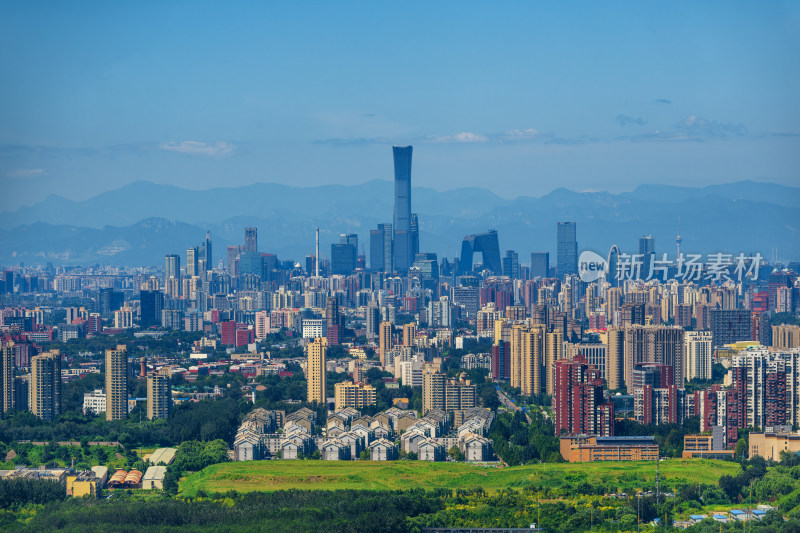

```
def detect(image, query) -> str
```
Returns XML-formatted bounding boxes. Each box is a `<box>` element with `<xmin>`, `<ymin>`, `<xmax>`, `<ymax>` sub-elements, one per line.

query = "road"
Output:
<box><xmin>496</xmin><ymin>387</ymin><xmax>532</xmax><ymax>423</ymax></box>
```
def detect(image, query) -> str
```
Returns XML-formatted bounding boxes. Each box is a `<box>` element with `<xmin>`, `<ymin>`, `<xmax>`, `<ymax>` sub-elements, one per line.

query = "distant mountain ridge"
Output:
<box><xmin>0</xmin><ymin>180</ymin><xmax>797</xmax><ymax>266</ymax></box>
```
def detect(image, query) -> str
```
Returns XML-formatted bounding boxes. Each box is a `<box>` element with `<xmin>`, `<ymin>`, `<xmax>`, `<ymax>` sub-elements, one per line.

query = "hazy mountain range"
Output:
<box><xmin>0</xmin><ymin>180</ymin><xmax>797</xmax><ymax>267</ymax></box>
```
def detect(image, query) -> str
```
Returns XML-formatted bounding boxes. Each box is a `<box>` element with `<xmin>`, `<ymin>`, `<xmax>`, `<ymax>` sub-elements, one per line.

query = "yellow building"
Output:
<box><xmin>379</xmin><ymin>321</ymin><xmax>393</xmax><ymax>366</ymax></box>
<box><xmin>773</xmin><ymin>325</ymin><xmax>800</xmax><ymax>350</ymax></box>
<box><xmin>105</xmin><ymin>345</ymin><xmax>128</xmax><ymax>421</ymax></box>
<box><xmin>334</xmin><ymin>381</ymin><xmax>377</xmax><ymax>411</ymax></box>
<box><xmin>306</xmin><ymin>337</ymin><xmax>327</xmax><ymax>404</ymax></box>
<box><xmin>749</xmin><ymin>432</ymin><xmax>800</xmax><ymax>461</ymax></box>
<box><xmin>67</xmin><ymin>473</ymin><xmax>101</xmax><ymax>498</ymax></box>
<box><xmin>402</xmin><ymin>322</ymin><xmax>417</xmax><ymax>346</ymax></box>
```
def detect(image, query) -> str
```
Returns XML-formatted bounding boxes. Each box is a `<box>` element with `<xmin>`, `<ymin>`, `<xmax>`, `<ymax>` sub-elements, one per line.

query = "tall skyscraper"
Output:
<box><xmin>410</xmin><ymin>213</ymin><xmax>420</xmax><ymax>259</ymax></box>
<box><xmin>556</xmin><ymin>222</ymin><xmax>578</xmax><ymax>277</ymax></box>
<box><xmin>1</xmin><ymin>342</ymin><xmax>14</xmax><ymax>414</ymax></box>
<box><xmin>244</xmin><ymin>227</ymin><xmax>258</xmax><ymax>253</ymax></box>
<box><xmin>370</xmin><ymin>223</ymin><xmax>393</xmax><ymax>272</ymax></box>
<box><xmin>105</xmin><ymin>345</ymin><xmax>128</xmax><ymax>421</ymax></box>
<box><xmin>422</xmin><ymin>370</ymin><xmax>446</xmax><ymax>415</ymax></box>
<box><xmin>186</xmin><ymin>247</ymin><xmax>199</xmax><ymax>278</ymax></box>
<box><xmin>530</xmin><ymin>252</ymin><xmax>550</xmax><ymax>278</ymax></box>
<box><xmin>306</xmin><ymin>337</ymin><xmax>327</xmax><ymax>404</ymax></box>
<box><xmin>147</xmin><ymin>373</ymin><xmax>171</xmax><ymax>420</ymax></box>
<box><xmin>639</xmin><ymin>235</ymin><xmax>655</xmax><ymax>279</ymax></box>
<box><xmin>331</xmin><ymin>234</ymin><xmax>357</xmax><ymax>275</ymax></box>
<box><xmin>503</xmin><ymin>250</ymin><xmax>520</xmax><ymax>279</ymax></box>
<box><xmin>204</xmin><ymin>231</ymin><xmax>213</xmax><ymax>269</ymax></box>
<box><xmin>607</xmin><ymin>245</ymin><xmax>621</xmax><ymax>287</ymax></box>
<box><xmin>164</xmin><ymin>254</ymin><xmax>180</xmax><ymax>281</ymax></box>
<box><xmin>140</xmin><ymin>290</ymin><xmax>164</xmax><ymax>328</ymax></box>
<box><xmin>392</xmin><ymin>146</ymin><xmax>413</xmax><ymax>272</ymax></box>
<box><xmin>29</xmin><ymin>350</ymin><xmax>61</xmax><ymax>421</ymax></box>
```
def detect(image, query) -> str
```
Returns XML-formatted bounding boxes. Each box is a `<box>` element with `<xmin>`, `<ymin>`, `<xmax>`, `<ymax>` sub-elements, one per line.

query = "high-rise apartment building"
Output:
<box><xmin>306</xmin><ymin>337</ymin><xmax>327</xmax><ymax>404</ymax></box>
<box><xmin>105</xmin><ymin>345</ymin><xmax>128</xmax><ymax>421</ymax></box>
<box><xmin>622</xmin><ymin>325</ymin><xmax>685</xmax><ymax>393</ymax></box>
<box><xmin>554</xmin><ymin>356</ymin><xmax>614</xmax><ymax>437</ymax></box>
<box><xmin>422</xmin><ymin>371</ymin><xmax>476</xmax><ymax>414</ymax></box>
<box><xmin>685</xmin><ymin>331</ymin><xmax>713</xmax><ymax>382</ymax></box>
<box><xmin>773</xmin><ymin>325</ymin><xmax>800</xmax><ymax>349</ymax></box>
<box><xmin>606</xmin><ymin>328</ymin><xmax>624</xmax><ymax>390</ymax></box>
<box><xmin>1</xmin><ymin>342</ymin><xmax>14</xmax><ymax>414</ymax></box>
<box><xmin>403</xmin><ymin>322</ymin><xmax>417</xmax><ymax>346</ymax></box>
<box><xmin>30</xmin><ymin>350</ymin><xmax>61</xmax><ymax>421</ymax></box>
<box><xmin>556</xmin><ymin>222</ymin><xmax>578</xmax><ymax>277</ymax></box>
<box><xmin>379</xmin><ymin>321</ymin><xmax>393</xmax><ymax>367</ymax></box>
<box><xmin>392</xmin><ymin>146</ymin><xmax>413</xmax><ymax>272</ymax></box>
<box><xmin>325</xmin><ymin>296</ymin><xmax>343</xmax><ymax>346</ymax></box>
<box><xmin>147</xmin><ymin>373</ymin><xmax>171</xmax><ymax>420</ymax></box>
<box><xmin>334</xmin><ymin>381</ymin><xmax>377</xmax><ymax>411</ymax></box>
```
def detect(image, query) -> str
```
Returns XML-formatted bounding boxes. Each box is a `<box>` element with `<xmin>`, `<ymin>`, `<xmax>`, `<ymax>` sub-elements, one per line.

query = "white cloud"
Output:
<box><xmin>6</xmin><ymin>168</ymin><xmax>45</xmax><ymax>179</ymax></box>
<box><xmin>504</xmin><ymin>128</ymin><xmax>541</xmax><ymax>139</ymax></box>
<box><xmin>429</xmin><ymin>132</ymin><xmax>489</xmax><ymax>144</ymax></box>
<box><xmin>159</xmin><ymin>141</ymin><xmax>236</xmax><ymax>157</ymax></box>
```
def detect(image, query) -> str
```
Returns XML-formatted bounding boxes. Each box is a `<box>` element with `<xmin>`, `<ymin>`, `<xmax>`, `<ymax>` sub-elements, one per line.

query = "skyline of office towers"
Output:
<box><xmin>639</xmin><ymin>235</ymin><xmax>655</xmax><ymax>279</ymax></box>
<box><xmin>30</xmin><ymin>350</ymin><xmax>61</xmax><ymax>421</ymax></box>
<box><xmin>306</xmin><ymin>336</ymin><xmax>327</xmax><ymax>404</ymax></box>
<box><xmin>393</xmin><ymin>146</ymin><xmax>413</xmax><ymax>272</ymax></box>
<box><xmin>105</xmin><ymin>344</ymin><xmax>128</xmax><ymax>421</ymax></box>
<box><xmin>557</xmin><ymin>222</ymin><xmax>578</xmax><ymax>276</ymax></box>
<box><xmin>244</xmin><ymin>227</ymin><xmax>258</xmax><ymax>253</ymax></box>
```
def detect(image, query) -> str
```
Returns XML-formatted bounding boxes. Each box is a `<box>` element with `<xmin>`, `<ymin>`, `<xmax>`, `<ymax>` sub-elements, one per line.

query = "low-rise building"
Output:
<box><xmin>560</xmin><ymin>435</ymin><xmax>659</xmax><ymax>462</ymax></box>
<box><xmin>142</xmin><ymin>465</ymin><xmax>167</xmax><ymax>490</ymax></box>
<box><xmin>369</xmin><ymin>438</ymin><xmax>398</xmax><ymax>461</ymax></box>
<box><xmin>749</xmin><ymin>431</ymin><xmax>800</xmax><ymax>461</ymax></box>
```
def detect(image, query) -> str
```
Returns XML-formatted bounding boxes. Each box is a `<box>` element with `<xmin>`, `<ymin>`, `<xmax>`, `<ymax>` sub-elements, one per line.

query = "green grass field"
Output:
<box><xmin>180</xmin><ymin>458</ymin><xmax>740</xmax><ymax>496</ymax></box>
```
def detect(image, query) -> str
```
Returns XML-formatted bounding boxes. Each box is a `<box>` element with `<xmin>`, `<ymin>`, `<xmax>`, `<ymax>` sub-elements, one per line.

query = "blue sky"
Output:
<box><xmin>1</xmin><ymin>1</ymin><xmax>798</xmax><ymax>211</ymax></box>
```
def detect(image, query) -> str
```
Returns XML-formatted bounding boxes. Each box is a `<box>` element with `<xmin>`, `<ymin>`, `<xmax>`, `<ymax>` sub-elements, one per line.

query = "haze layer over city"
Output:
<box><xmin>0</xmin><ymin>2</ymin><xmax>798</xmax><ymax>533</ymax></box>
